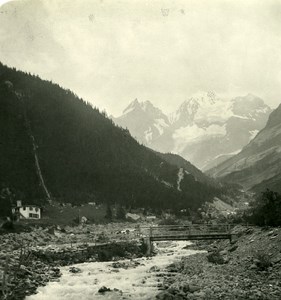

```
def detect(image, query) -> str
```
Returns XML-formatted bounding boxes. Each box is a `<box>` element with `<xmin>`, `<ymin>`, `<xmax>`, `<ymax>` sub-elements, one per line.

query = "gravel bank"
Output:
<box><xmin>156</xmin><ymin>226</ymin><xmax>281</xmax><ymax>300</ymax></box>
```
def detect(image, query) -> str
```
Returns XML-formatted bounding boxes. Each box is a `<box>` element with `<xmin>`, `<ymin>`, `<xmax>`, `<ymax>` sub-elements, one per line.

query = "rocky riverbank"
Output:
<box><xmin>156</xmin><ymin>226</ymin><xmax>281</xmax><ymax>299</ymax></box>
<box><xmin>3</xmin><ymin>224</ymin><xmax>281</xmax><ymax>300</ymax></box>
<box><xmin>0</xmin><ymin>223</ymin><xmax>146</xmax><ymax>300</ymax></box>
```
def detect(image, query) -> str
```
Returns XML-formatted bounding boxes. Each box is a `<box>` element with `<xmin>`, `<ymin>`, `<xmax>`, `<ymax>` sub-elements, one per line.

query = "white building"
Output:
<box><xmin>146</xmin><ymin>215</ymin><xmax>157</xmax><ymax>221</ymax></box>
<box><xmin>125</xmin><ymin>212</ymin><xmax>141</xmax><ymax>221</ymax></box>
<box><xmin>12</xmin><ymin>200</ymin><xmax>41</xmax><ymax>220</ymax></box>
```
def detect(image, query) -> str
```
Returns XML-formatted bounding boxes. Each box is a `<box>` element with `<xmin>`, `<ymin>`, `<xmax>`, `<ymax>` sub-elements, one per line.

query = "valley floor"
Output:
<box><xmin>1</xmin><ymin>223</ymin><xmax>281</xmax><ymax>299</ymax></box>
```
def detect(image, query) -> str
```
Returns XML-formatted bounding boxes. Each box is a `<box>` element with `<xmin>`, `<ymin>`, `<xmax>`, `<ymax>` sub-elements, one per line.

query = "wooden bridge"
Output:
<box><xmin>140</xmin><ymin>224</ymin><xmax>235</xmax><ymax>255</ymax></box>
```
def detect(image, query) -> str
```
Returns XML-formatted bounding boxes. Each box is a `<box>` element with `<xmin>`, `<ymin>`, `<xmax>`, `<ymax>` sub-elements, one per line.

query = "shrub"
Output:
<box><xmin>207</xmin><ymin>250</ymin><xmax>224</xmax><ymax>264</ymax></box>
<box><xmin>98</xmin><ymin>250</ymin><xmax>112</xmax><ymax>261</ymax></box>
<box><xmin>245</xmin><ymin>189</ymin><xmax>281</xmax><ymax>227</ymax></box>
<box><xmin>116</xmin><ymin>206</ymin><xmax>126</xmax><ymax>220</ymax></box>
<box><xmin>253</xmin><ymin>250</ymin><xmax>272</xmax><ymax>270</ymax></box>
<box><xmin>96</xmin><ymin>232</ymin><xmax>108</xmax><ymax>242</ymax></box>
<box><xmin>158</xmin><ymin>218</ymin><xmax>178</xmax><ymax>226</ymax></box>
<box><xmin>1</xmin><ymin>219</ymin><xmax>14</xmax><ymax>230</ymax></box>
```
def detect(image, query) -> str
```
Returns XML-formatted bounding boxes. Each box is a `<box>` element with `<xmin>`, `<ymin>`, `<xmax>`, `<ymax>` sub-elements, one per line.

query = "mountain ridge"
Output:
<box><xmin>207</xmin><ymin>103</ymin><xmax>281</xmax><ymax>193</ymax></box>
<box><xmin>114</xmin><ymin>92</ymin><xmax>272</xmax><ymax>170</ymax></box>
<box><xmin>0</xmin><ymin>62</ymin><xmax>222</xmax><ymax>214</ymax></box>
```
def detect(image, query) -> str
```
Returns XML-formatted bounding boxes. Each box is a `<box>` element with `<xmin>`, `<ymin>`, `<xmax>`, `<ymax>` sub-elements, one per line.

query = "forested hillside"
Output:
<box><xmin>0</xmin><ymin>63</ymin><xmax>223</xmax><ymax>215</ymax></box>
<box><xmin>154</xmin><ymin>152</ymin><xmax>216</xmax><ymax>186</ymax></box>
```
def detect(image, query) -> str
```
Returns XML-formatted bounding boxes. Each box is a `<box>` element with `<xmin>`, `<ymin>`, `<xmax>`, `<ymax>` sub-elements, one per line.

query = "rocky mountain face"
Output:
<box><xmin>0</xmin><ymin>62</ymin><xmax>223</xmax><ymax>213</ymax></box>
<box><xmin>114</xmin><ymin>92</ymin><xmax>272</xmax><ymax>171</ymax></box>
<box><xmin>114</xmin><ymin>99</ymin><xmax>171</xmax><ymax>146</ymax></box>
<box><xmin>207</xmin><ymin>103</ymin><xmax>281</xmax><ymax>193</ymax></box>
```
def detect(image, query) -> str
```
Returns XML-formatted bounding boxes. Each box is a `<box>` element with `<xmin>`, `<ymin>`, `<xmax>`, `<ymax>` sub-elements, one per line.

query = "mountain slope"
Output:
<box><xmin>154</xmin><ymin>152</ymin><xmax>216</xmax><ymax>186</ymax></box>
<box><xmin>114</xmin><ymin>92</ymin><xmax>271</xmax><ymax>171</ymax></box>
<box><xmin>0</xmin><ymin>63</ymin><xmax>222</xmax><ymax>213</ymax></box>
<box><xmin>208</xmin><ymin>103</ymin><xmax>281</xmax><ymax>193</ymax></box>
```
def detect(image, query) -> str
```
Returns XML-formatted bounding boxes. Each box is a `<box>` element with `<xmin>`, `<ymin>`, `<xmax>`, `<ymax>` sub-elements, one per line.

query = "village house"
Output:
<box><xmin>146</xmin><ymin>215</ymin><xmax>157</xmax><ymax>221</ymax></box>
<box><xmin>125</xmin><ymin>212</ymin><xmax>141</xmax><ymax>221</ymax></box>
<box><xmin>12</xmin><ymin>200</ymin><xmax>41</xmax><ymax>220</ymax></box>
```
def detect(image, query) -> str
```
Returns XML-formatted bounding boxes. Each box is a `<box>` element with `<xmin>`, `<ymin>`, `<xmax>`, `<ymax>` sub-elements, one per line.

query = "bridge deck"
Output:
<box><xmin>150</xmin><ymin>234</ymin><xmax>232</xmax><ymax>241</ymax></box>
<box><xmin>141</xmin><ymin>224</ymin><xmax>234</xmax><ymax>241</ymax></box>
<box><xmin>141</xmin><ymin>224</ymin><xmax>234</xmax><ymax>255</ymax></box>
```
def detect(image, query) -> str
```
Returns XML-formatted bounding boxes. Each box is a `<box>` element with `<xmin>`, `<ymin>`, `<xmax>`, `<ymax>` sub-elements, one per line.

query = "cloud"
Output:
<box><xmin>173</xmin><ymin>123</ymin><xmax>227</xmax><ymax>153</ymax></box>
<box><xmin>0</xmin><ymin>0</ymin><xmax>14</xmax><ymax>6</ymax></box>
<box><xmin>1</xmin><ymin>0</ymin><xmax>281</xmax><ymax>115</ymax></box>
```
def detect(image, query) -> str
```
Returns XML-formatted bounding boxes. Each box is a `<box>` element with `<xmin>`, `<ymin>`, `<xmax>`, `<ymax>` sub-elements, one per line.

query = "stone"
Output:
<box><xmin>98</xmin><ymin>286</ymin><xmax>111</xmax><ymax>293</ymax></box>
<box><xmin>156</xmin><ymin>291</ymin><xmax>174</xmax><ymax>300</ymax></box>
<box><xmin>249</xmin><ymin>263</ymin><xmax>258</xmax><ymax>270</ymax></box>
<box><xmin>168</xmin><ymin>287</ymin><xmax>179</xmax><ymax>295</ymax></box>
<box><xmin>273</xmin><ymin>255</ymin><xmax>281</xmax><ymax>264</ymax></box>
<box><xmin>173</xmin><ymin>294</ymin><xmax>185</xmax><ymax>300</ymax></box>
<box><xmin>229</xmin><ymin>244</ymin><xmax>238</xmax><ymax>252</ymax></box>
<box><xmin>193</xmin><ymin>291</ymin><xmax>206</xmax><ymax>299</ymax></box>
<box><xmin>150</xmin><ymin>265</ymin><xmax>161</xmax><ymax>272</ymax></box>
<box><xmin>223</xmin><ymin>256</ymin><xmax>230</xmax><ymax>263</ymax></box>
<box><xmin>69</xmin><ymin>267</ymin><xmax>82</xmax><ymax>273</ymax></box>
<box><xmin>181</xmin><ymin>284</ymin><xmax>190</xmax><ymax>293</ymax></box>
<box><xmin>188</xmin><ymin>284</ymin><xmax>201</xmax><ymax>293</ymax></box>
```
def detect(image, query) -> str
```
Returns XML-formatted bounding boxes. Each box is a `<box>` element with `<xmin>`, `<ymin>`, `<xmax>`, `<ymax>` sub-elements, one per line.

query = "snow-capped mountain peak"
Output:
<box><xmin>169</xmin><ymin>98</ymin><xmax>199</xmax><ymax>125</ymax></box>
<box><xmin>114</xmin><ymin>93</ymin><xmax>272</xmax><ymax>171</ymax></box>
<box><xmin>231</xmin><ymin>94</ymin><xmax>272</xmax><ymax>120</ymax></box>
<box><xmin>169</xmin><ymin>91</ymin><xmax>226</xmax><ymax>126</ymax></box>
<box><xmin>115</xmin><ymin>99</ymin><xmax>170</xmax><ymax>145</ymax></box>
<box><xmin>122</xmin><ymin>99</ymin><xmax>164</xmax><ymax>118</ymax></box>
<box><xmin>140</xmin><ymin>100</ymin><xmax>166</xmax><ymax>119</ymax></box>
<box><xmin>122</xmin><ymin>98</ymin><xmax>141</xmax><ymax>114</ymax></box>
<box><xmin>140</xmin><ymin>100</ymin><xmax>153</xmax><ymax>111</ymax></box>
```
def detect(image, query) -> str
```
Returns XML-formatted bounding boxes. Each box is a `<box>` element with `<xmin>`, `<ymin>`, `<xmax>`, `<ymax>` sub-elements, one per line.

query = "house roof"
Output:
<box><xmin>12</xmin><ymin>205</ymin><xmax>41</xmax><ymax>209</ymax></box>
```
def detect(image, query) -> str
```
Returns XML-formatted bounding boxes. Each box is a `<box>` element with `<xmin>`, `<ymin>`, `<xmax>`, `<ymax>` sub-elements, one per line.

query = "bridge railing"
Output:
<box><xmin>140</xmin><ymin>224</ymin><xmax>234</xmax><ymax>238</ymax></box>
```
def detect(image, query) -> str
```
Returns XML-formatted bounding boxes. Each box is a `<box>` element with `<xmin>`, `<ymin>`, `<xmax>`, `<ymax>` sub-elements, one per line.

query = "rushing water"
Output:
<box><xmin>26</xmin><ymin>241</ymin><xmax>203</xmax><ymax>300</ymax></box>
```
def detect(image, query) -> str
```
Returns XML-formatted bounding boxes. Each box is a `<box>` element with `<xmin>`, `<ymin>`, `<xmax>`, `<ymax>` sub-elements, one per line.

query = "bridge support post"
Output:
<box><xmin>144</xmin><ymin>237</ymin><xmax>153</xmax><ymax>256</ymax></box>
<box><xmin>146</xmin><ymin>226</ymin><xmax>153</xmax><ymax>256</ymax></box>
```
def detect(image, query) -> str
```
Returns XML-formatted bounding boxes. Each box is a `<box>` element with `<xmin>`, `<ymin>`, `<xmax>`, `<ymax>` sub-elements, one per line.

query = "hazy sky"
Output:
<box><xmin>1</xmin><ymin>0</ymin><xmax>281</xmax><ymax>116</ymax></box>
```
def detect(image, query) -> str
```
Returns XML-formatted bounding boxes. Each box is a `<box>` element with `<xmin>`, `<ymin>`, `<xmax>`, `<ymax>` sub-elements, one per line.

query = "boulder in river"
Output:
<box><xmin>69</xmin><ymin>267</ymin><xmax>82</xmax><ymax>273</ymax></box>
<box><xmin>156</xmin><ymin>291</ymin><xmax>175</xmax><ymax>300</ymax></box>
<box><xmin>98</xmin><ymin>286</ymin><xmax>111</xmax><ymax>293</ymax></box>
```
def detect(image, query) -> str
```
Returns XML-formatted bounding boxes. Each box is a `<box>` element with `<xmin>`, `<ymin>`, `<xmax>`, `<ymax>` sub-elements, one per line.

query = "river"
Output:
<box><xmin>26</xmin><ymin>241</ymin><xmax>203</xmax><ymax>300</ymax></box>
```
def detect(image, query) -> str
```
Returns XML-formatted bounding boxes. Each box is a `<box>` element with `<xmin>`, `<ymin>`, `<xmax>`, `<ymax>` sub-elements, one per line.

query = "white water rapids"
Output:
<box><xmin>27</xmin><ymin>241</ymin><xmax>203</xmax><ymax>300</ymax></box>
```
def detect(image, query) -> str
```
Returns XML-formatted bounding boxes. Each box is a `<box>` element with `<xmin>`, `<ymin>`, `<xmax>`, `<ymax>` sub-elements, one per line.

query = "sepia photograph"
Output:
<box><xmin>0</xmin><ymin>0</ymin><xmax>281</xmax><ymax>299</ymax></box>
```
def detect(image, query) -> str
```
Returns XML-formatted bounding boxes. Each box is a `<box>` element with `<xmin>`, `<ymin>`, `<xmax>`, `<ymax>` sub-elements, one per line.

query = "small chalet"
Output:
<box><xmin>125</xmin><ymin>212</ymin><xmax>141</xmax><ymax>221</ymax></box>
<box><xmin>12</xmin><ymin>200</ymin><xmax>41</xmax><ymax>220</ymax></box>
<box><xmin>146</xmin><ymin>215</ymin><xmax>157</xmax><ymax>221</ymax></box>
